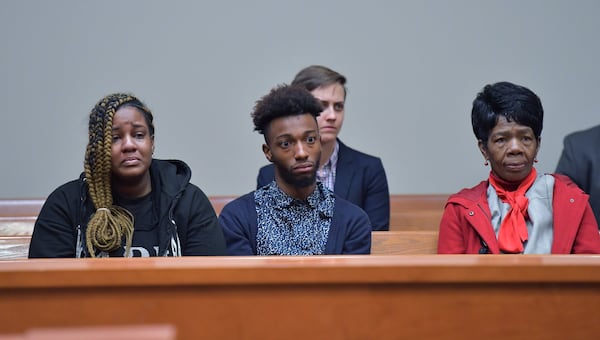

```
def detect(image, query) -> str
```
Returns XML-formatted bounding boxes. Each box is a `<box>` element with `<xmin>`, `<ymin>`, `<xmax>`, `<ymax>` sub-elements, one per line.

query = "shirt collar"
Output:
<box><xmin>268</xmin><ymin>181</ymin><xmax>327</xmax><ymax>210</ymax></box>
<box><xmin>322</xmin><ymin>141</ymin><xmax>340</xmax><ymax>169</ymax></box>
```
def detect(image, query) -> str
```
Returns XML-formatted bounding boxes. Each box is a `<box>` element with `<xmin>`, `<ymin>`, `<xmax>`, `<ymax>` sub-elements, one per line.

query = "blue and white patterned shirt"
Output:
<box><xmin>254</xmin><ymin>181</ymin><xmax>335</xmax><ymax>255</ymax></box>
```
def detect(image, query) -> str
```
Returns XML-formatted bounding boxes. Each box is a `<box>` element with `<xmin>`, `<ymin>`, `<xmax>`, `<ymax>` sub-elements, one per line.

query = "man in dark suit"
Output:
<box><xmin>556</xmin><ymin>124</ymin><xmax>600</xmax><ymax>227</ymax></box>
<box><xmin>257</xmin><ymin>65</ymin><xmax>390</xmax><ymax>231</ymax></box>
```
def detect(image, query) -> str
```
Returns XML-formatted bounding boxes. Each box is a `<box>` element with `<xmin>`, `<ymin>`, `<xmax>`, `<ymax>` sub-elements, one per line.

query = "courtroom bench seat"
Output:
<box><xmin>0</xmin><ymin>193</ymin><xmax>449</xmax><ymax>259</ymax></box>
<box><xmin>0</xmin><ymin>230</ymin><xmax>439</xmax><ymax>259</ymax></box>
<box><xmin>208</xmin><ymin>195</ymin><xmax>235</xmax><ymax>215</ymax></box>
<box><xmin>1</xmin><ymin>324</ymin><xmax>177</xmax><ymax>340</ymax></box>
<box><xmin>0</xmin><ymin>236</ymin><xmax>30</xmax><ymax>259</ymax></box>
<box><xmin>0</xmin><ymin>195</ymin><xmax>450</xmax><ymax>216</ymax></box>
<box><xmin>390</xmin><ymin>210</ymin><xmax>443</xmax><ymax>231</ymax></box>
<box><xmin>213</xmin><ymin>195</ymin><xmax>446</xmax><ymax>231</ymax></box>
<box><xmin>371</xmin><ymin>231</ymin><xmax>438</xmax><ymax>255</ymax></box>
<box><xmin>390</xmin><ymin>194</ymin><xmax>448</xmax><ymax>210</ymax></box>
<box><xmin>0</xmin><ymin>194</ymin><xmax>449</xmax><ymax>236</ymax></box>
<box><xmin>3</xmin><ymin>255</ymin><xmax>600</xmax><ymax>339</ymax></box>
<box><xmin>0</xmin><ymin>198</ymin><xmax>44</xmax><ymax>217</ymax></box>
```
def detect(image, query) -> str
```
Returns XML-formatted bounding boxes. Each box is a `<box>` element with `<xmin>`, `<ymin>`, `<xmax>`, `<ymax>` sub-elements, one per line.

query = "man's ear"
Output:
<box><xmin>262</xmin><ymin>143</ymin><xmax>272</xmax><ymax>162</ymax></box>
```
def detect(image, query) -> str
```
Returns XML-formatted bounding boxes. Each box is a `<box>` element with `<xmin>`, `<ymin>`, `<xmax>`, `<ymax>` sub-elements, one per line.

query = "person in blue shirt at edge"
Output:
<box><xmin>28</xmin><ymin>93</ymin><xmax>227</xmax><ymax>258</ymax></box>
<box><xmin>219</xmin><ymin>84</ymin><xmax>371</xmax><ymax>255</ymax></box>
<box><xmin>256</xmin><ymin>65</ymin><xmax>390</xmax><ymax>231</ymax></box>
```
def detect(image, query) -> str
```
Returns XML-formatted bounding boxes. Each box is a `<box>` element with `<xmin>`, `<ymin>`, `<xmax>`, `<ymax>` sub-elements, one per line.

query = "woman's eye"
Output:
<box><xmin>334</xmin><ymin>103</ymin><xmax>344</xmax><ymax>111</ymax></box>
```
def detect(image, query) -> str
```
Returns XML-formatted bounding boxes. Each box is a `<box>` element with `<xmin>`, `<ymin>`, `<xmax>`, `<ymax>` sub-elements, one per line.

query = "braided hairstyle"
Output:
<box><xmin>84</xmin><ymin>93</ymin><xmax>154</xmax><ymax>257</ymax></box>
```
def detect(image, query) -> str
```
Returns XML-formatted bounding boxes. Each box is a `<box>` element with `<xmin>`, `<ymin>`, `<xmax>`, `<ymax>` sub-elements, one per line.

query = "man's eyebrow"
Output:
<box><xmin>274</xmin><ymin>133</ymin><xmax>291</xmax><ymax>139</ymax></box>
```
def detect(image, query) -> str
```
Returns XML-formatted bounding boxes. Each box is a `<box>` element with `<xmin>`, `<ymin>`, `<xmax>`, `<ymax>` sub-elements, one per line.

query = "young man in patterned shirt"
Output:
<box><xmin>219</xmin><ymin>84</ymin><xmax>371</xmax><ymax>255</ymax></box>
<box><xmin>257</xmin><ymin>65</ymin><xmax>390</xmax><ymax>231</ymax></box>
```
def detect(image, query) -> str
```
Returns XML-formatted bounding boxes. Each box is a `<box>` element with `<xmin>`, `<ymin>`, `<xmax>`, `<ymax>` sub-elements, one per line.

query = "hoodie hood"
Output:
<box><xmin>76</xmin><ymin>158</ymin><xmax>194</xmax><ymax>257</ymax></box>
<box><xmin>150</xmin><ymin>159</ymin><xmax>192</xmax><ymax>198</ymax></box>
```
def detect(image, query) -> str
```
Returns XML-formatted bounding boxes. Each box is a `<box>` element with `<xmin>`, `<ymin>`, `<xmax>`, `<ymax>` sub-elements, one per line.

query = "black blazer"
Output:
<box><xmin>556</xmin><ymin>124</ymin><xmax>600</xmax><ymax>227</ymax></box>
<box><xmin>257</xmin><ymin>140</ymin><xmax>390</xmax><ymax>231</ymax></box>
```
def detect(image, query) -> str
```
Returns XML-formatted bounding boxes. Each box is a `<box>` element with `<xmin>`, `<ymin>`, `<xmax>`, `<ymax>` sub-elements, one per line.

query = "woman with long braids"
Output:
<box><xmin>29</xmin><ymin>93</ymin><xmax>227</xmax><ymax>257</ymax></box>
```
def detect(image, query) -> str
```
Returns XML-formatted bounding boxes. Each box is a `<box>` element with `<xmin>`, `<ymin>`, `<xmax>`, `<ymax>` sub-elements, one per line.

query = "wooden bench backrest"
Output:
<box><xmin>0</xmin><ymin>236</ymin><xmax>30</xmax><ymax>259</ymax></box>
<box><xmin>0</xmin><ymin>198</ymin><xmax>44</xmax><ymax>217</ymax></box>
<box><xmin>208</xmin><ymin>195</ymin><xmax>235</xmax><ymax>215</ymax></box>
<box><xmin>371</xmin><ymin>231</ymin><xmax>438</xmax><ymax>255</ymax></box>
<box><xmin>0</xmin><ymin>230</ymin><xmax>438</xmax><ymax>259</ymax></box>
<box><xmin>390</xmin><ymin>210</ymin><xmax>443</xmax><ymax>231</ymax></box>
<box><xmin>3</xmin><ymin>256</ymin><xmax>600</xmax><ymax>340</ymax></box>
<box><xmin>390</xmin><ymin>194</ymin><xmax>448</xmax><ymax>210</ymax></box>
<box><xmin>389</xmin><ymin>194</ymin><xmax>446</xmax><ymax>231</ymax></box>
<box><xmin>0</xmin><ymin>194</ymin><xmax>448</xmax><ymax>237</ymax></box>
<box><xmin>0</xmin><ymin>195</ymin><xmax>449</xmax><ymax>216</ymax></box>
<box><xmin>1</xmin><ymin>230</ymin><xmax>438</xmax><ymax>259</ymax></box>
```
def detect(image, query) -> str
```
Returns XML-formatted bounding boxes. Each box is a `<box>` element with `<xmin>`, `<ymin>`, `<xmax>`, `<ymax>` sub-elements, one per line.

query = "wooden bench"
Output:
<box><xmin>371</xmin><ymin>231</ymin><xmax>438</xmax><ymax>254</ymax></box>
<box><xmin>208</xmin><ymin>195</ymin><xmax>235</xmax><ymax>216</ymax></box>
<box><xmin>209</xmin><ymin>195</ymin><xmax>448</xmax><ymax>231</ymax></box>
<box><xmin>2</xmin><ymin>256</ymin><xmax>600</xmax><ymax>339</ymax></box>
<box><xmin>0</xmin><ymin>198</ymin><xmax>43</xmax><ymax>236</ymax></box>
<box><xmin>0</xmin><ymin>236</ymin><xmax>30</xmax><ymax>259</ymax></box>
<box><xmin>389</xmin><ymin>194</ymin><xmax>447</xmax><ymax>231</ymax></box>
<box><xmin>0</xmin><ymin>231</ymin><xmax>438</xmax><ymax>259</ymax></box>
<box><xmin>2</xmin><ymin>324</ymin><xmax>177</xmax><ymax>340</ymax></box>
<box><xmin>0</xmin><ymin>194</ymin><xmax>448</xmax><ymax>258</ymax></box>
<box><xmin>0</xmin><ymin>194</ymin><xmax>448</xmax><ymax>235</ymax></box>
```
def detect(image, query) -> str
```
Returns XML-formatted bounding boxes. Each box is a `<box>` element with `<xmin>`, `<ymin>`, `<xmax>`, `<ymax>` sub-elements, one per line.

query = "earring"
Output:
<box><xmin>484</xmin><ymin>160</ymin><xmax>489</xmax><ymax>166</ymax></box>
<box><xmin>534</xmin><ymin>158</ymin><xmax>538</xmax><ymax>163</ymax></box>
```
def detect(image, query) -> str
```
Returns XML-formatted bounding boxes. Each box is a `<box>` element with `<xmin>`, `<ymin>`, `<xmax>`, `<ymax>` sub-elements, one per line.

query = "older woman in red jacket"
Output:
<box><xmin>438</xmin><ymin>82</ymin><xmax>600</xmax><ymax>254</ymax></box>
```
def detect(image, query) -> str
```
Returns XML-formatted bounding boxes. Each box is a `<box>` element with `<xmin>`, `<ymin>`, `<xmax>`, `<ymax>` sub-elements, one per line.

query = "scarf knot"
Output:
<box><xmin>488</xmin><ymin>168</ymin><xmax>537</xmax><ymax>253</ymax></box>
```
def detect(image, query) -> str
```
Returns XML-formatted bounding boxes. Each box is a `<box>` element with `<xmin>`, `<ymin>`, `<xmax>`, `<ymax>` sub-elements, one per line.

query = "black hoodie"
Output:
<box><xmin>28</xmin><ymin>159</ymin><xmax>227</xmax><ymax>257</ymax></box>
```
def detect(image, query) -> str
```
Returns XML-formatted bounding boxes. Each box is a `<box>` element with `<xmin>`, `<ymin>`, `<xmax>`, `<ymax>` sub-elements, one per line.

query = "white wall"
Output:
<box><xmin>1</xmin><ymin>0</ymin><xmax>599</xmax><ymax>198</ymax></box>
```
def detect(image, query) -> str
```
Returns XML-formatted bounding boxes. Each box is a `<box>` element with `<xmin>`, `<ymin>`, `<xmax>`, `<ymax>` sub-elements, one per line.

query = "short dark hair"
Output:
<box><xmin>291</xmin><ymin>65</ymin><xmax>347</xmax><ymax>98</ymax></box>
<box><xmin>471</xmin><ymin>81</ymin><xmax>544</xmax><ymax>147</ymax></box>
<box><xmin>251</xmin><ymin>84</ymin><xmax>323</xmax><ymax>141</ymax></box>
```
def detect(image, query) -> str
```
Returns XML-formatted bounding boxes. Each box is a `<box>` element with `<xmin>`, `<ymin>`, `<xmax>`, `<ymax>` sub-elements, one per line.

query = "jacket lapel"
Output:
<box><xmin>470</xmin><ymin>201</ymin><xmax>501</xmax><ymax>254</ymax></box>
<box><xmin>333</xmin><ymin>140</ymin><xmax>354</xmax><ymax>197</ymax></box>
<box><xmin>452</xmin><ymin>181</ymin><xmax>501</xmax><ymax>254</ymax></box>
<box><xmin>551</xmin><ymin>176</ymin><xmax>585</xmax><ymax>253</ymax></box>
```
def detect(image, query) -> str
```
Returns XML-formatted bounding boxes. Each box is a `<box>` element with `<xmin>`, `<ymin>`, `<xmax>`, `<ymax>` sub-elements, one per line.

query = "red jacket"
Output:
<box><xmin>438</xmin><ymin>174</ymin><xmax>600</xmax><ymax>254</ymax></box>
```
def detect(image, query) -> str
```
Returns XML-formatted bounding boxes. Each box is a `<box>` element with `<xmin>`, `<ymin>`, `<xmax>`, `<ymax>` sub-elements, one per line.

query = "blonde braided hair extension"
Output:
<box><xmin>84</xmin><ymin>93</ymin><xmax>137</xmax><ymax>257</ymax></box>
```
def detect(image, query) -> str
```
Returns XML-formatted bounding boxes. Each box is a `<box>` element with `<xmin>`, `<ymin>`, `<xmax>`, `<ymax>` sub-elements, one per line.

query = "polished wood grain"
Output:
<box><xmin>371</xmin><ymin>230</ymin><xmax>438</xmax><ymax>254</ymax></box>
<box><xmin>2</xmin><ymin>324</ymin><xmax>176</xmax><ymax>340</ymax></box>
<box><xmin>1</xmin><ymin>230</ymin><xmax>439</xmax><ymax>259</ymax></box>
<box><xmin>1</xmin><ymin>255</ymin><xmax>600</xmax><ymax>339</ymax></box>
<box><xmin>0</xmin><ymin>194</ymin><xmax>448</xmax><ymax>236</ymax></box>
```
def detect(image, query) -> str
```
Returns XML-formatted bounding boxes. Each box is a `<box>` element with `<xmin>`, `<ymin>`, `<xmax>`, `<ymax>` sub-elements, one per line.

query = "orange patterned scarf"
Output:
<box><xmin>488</xmin><ymin>168</ymin><xmax>537</xmax><ymax>253</ymax></box>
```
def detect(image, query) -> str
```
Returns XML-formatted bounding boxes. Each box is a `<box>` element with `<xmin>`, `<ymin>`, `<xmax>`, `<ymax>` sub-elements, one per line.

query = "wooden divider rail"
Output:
<box><xmin>1</xmin><ymin>255</ymin><xmax>600</xmax><ymax>339</ymax></box>
<box><xmin>0</xmin><ymin>195</ymin><xmax>449</xmax><ymax>235</ymax></box>
<box><xmin>0</xmin><ymin>195</ymin><xmax>447</xmax><ymax>258</ymax></box>
<box><xmin>1</xmin><ymin>324</ymin><xmax>177</xmax><ymax>340</ymax></box>
<box><xmin>1</xmin><ymin>231</ymin><xmax>438</xmax><ymax>259</ymax></box>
